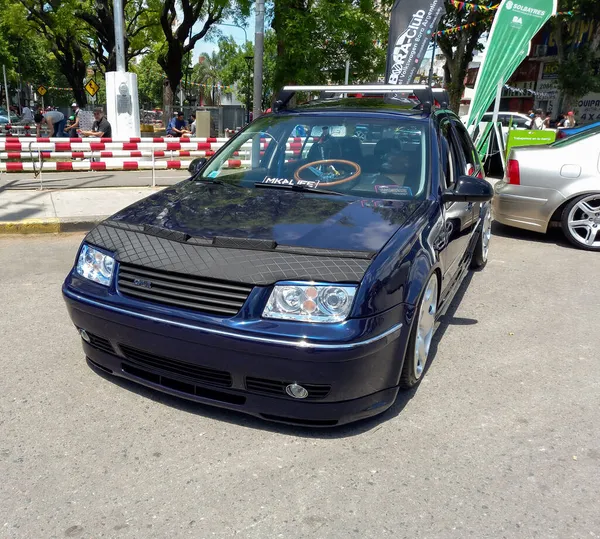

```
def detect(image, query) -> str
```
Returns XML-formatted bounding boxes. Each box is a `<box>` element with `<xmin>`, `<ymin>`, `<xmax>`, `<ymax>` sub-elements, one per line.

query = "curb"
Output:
<box><xmin>0</xmin><ymin>216</ymin><xmax>105</xmax><ymax>235</ymax></box>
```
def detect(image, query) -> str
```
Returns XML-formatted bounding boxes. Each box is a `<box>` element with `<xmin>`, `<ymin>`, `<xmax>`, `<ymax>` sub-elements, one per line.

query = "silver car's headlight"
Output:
<box><xmin>263</xmin><ymin>283</ymin><xmax>357</xmax><ymax>323</ymax></box>
<box><xmin>76</xmin><ymin>244</ymin><xmax>115</xmax><ymax>286</ymax></box>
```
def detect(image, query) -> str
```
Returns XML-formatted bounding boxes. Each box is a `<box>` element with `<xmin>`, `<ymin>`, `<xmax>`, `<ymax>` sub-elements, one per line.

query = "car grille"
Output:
<box><xmin>246</xmin><ymin>377</ymin><xmax>331</xmax><ymax>400</ymax></box>
<box><xmin>120</xmin><ymin>344</ymin><xmax>233</xmax><ymax>388</ymax></box>
<box><xmin>117</xmin><ymin>263</ymin><xmax>253</xmax><ymax>316</ymax></box>
<box><xmin>86</xmin><ymin>332</ymin><xmax>115</xmax><ymax>354</ymax></box>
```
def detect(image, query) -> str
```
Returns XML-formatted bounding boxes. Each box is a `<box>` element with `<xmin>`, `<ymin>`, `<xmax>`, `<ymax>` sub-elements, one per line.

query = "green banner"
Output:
<box><xmin>466</xmin><ymin>0</ymin><xmax>556</xmax><ymax>129</ymax></box>
<box><xmin>505</xmin><ymin>129</ymin><xmax>556</xmax><ymax>155</ymax></box>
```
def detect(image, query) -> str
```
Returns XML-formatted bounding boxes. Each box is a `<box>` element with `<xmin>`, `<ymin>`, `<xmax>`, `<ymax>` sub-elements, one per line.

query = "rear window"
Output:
<box><xmin>200</xmin><ymin>114</ymin><xmax>430</xmax><ymax>200</ymax></box>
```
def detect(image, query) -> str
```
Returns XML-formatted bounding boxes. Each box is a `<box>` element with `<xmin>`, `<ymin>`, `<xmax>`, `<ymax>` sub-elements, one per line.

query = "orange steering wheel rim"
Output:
<box><xmin>294</xmin><ymin>159</ymin><xmax>362</xmax><ymax>187</ymax></box>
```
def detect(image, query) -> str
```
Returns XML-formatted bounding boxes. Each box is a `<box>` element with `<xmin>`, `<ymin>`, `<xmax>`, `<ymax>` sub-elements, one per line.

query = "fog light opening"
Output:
<box><xmin>286</xmin><ymin>383</ymin><xmax>309</xmax><ymax>399</ymax></box>
<box><xmin>79</xmin><ymin>329</ymin><xmax>91</xmax><ymax>343</ymax></box>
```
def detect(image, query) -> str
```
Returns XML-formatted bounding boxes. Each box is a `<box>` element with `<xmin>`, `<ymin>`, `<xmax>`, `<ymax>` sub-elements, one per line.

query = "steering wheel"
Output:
<box><xmin>294</xmin><ymin>159</ymin><xmax>361</xmax><ymax>187</ymax></box>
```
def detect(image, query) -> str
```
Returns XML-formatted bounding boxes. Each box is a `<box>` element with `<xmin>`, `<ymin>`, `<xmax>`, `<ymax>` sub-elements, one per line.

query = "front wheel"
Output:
<box><xmin>400</xmin><ymin>273</ymin><xmax>438</xmax><ymax>389</ymax></box>
<box><xmin>561</xmin><ymin>194</ymin><xmax>600</xmax><ymax>251</ymax></box>
<box><xmin>471</xmin><ymin>205</ymin><xmax>492</xmax><ymax>269</ymax></box>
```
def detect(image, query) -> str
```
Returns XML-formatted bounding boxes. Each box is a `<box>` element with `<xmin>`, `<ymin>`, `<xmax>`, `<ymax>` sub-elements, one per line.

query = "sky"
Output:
<box><xmin>192</xmin><ymin>16</ymin><xmax>255</xmax><ymax>62</ymax></box>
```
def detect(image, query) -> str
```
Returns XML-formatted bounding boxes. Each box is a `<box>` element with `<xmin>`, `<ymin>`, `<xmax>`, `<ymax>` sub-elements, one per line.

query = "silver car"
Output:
<box><xmin>493</xmin><ymin>125</ymin><xmax>600</xmax><ymax>251</ymax></box>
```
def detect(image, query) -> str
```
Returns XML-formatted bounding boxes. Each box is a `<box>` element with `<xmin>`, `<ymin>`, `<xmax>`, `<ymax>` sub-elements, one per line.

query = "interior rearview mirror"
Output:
<box><xmin>442</xmin><ymin>175</ymin><xmax>494</xmax><ymax>203</ymax></box>
<box><xmin>188</xmin><ymin>157</ymin><xmax>207</xmax><ymax>176</ymax></box>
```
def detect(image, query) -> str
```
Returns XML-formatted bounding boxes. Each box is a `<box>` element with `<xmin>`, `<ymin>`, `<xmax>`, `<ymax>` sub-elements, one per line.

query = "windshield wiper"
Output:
<box><xmin>192</xmin><ymin>177</ymin><xmax>225</xmax><ymax>185</ymax></box>
<box><xmin>254</xmin><ymin>183</ymin><xmax>344</xmax><ymax>196</ymax></box>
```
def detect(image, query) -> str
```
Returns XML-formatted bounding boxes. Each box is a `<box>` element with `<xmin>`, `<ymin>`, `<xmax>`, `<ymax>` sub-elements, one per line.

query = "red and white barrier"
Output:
<box><xmin>0</xmin><ymin>149</ymin><xmax>301</xmax><ymax>160</ymax></box>
<box><xmin>0</xmin><ymin>160</ymin><xmax>193</xmax><ymax>172</ymax></box>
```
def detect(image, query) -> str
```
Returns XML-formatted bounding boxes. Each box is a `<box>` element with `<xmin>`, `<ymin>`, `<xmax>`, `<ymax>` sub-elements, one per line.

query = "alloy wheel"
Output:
<box><xmin>414</xmin><ymin>275</ymin><xmax>438</xmax><ymax>380</ymax></box>
<box><xmin>482</xmin><ymin>207</ymin><xmax>492</xmax><ymax>261</ymax></box>
<box><xmin>567</xmin><ymin>195</ymin><xmax>600</xmax><ymax>248</ymax></box>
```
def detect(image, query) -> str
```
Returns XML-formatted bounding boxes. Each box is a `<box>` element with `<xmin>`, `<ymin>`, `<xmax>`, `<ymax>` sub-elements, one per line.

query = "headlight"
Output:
<box><xmin>76</xmin><ymin>244</ymin><xmax>115</xmax><ymax>286</ymax></box>
<box><xmin>263</xmin><ymin>283</ymin><xmax>357</xmax><ymax>323</ymax></box>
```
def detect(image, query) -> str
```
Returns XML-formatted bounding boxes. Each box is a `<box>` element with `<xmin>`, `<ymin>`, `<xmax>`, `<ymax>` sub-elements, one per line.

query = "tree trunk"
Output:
<box><xmin>163</xmin><ymin>80</ymin><xmax>175</xmax><ymax>124</ymax></box>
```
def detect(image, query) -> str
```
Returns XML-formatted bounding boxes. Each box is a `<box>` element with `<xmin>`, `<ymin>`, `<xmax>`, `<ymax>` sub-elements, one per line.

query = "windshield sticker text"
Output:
<box><xmin>262</xmin><ymin>177</ymin><xmax>320</xmax><ymax>189</ymax></box>
<box><xmin>374</xmin><ymin>185</ymin><xmax>413</xmax><ymax>197</ymax></box>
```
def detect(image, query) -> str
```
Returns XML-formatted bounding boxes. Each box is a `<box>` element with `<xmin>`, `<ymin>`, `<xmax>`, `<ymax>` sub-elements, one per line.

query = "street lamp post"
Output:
<box><xmin>244</xmin><ymin>56</ymin><xmax>253</xmax><ymax>123</ymax></box>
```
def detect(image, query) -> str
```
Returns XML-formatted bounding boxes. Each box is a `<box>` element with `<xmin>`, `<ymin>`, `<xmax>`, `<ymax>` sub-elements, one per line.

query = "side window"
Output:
<box><xmin>451</xmin><ymin>119</ymin><xmax>479</xmax><ymax>174</ymax></box>
<box><xmin>439</xmin><ymin>120</ymin><xmax>463</xmax><ymax>188</ymax></box>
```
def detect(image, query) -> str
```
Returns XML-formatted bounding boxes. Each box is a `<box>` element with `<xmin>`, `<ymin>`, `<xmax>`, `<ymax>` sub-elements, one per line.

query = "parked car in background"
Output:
<box><xmin>494</xmin><ymin>124</ymin><xmax>600</xmax><ymax>251</ymax></box>
<box><xmin>462</xmin><ymin>111</ymin><xmax>532</xmax><ymax>141</ymax></box>
<box><xmin>63</xmin><ymin>85</ymin><xmax>493</xmax><ymax>426</ymax></box>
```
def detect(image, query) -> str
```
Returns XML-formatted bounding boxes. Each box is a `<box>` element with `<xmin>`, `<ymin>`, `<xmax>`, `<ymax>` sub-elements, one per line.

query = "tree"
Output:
<box><xmin>270</xmin><ymin>0</ymin><xmax>390</xmax><ymax>93</ymax></box>
<box><xmin>133</xmin><ymin>47</ymin><xmax>166</xmax><ymax>109</ymax></box>
<box><xmin>157</xmin><ymin>0</ymin><xmax>251</xmax><ymax>118</ymax></box>
<box><xmin>552</xmin><ymin>1</ymin><xmax>600</xmax><ymax>109</ymax></box>
<box><xmin>437</xmin><ymin>2</ymin><xmax>493</xmax><ymax>112</ymax></box>
<box><xmin>218</xmin><ymin>32</ymin><xmax>276</xmax><ymax>110</ymax></box>
<box><xmin>192</xmin><ymin>51</ymin><xmax>225</xmax><ymax>105</ymax></box>
<box><xmin>74</xmin><ymin>0</ymin><xmax>161</xmax><ymax>73</ymax></box>
<box><xmin>17</xmin><ymin>0</ymin><xmax>89</xmax><ymax>106</ymax></box>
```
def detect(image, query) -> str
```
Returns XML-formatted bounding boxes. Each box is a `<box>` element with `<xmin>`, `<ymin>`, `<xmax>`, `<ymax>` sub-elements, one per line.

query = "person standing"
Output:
<box><xmin>68</xmin><ymin>102</ymin><xmax>81</xmax><ymax>137</ymax></box>
<box><xmin>532</xmin><ymin>110</ymin><xmax>544</xmax><ymax>130</ymax></box>
<box><xmin>34</xmin><ymin>109</ymin><xmax>66</xmax><ymax>137</ymax></box>
<box><xmin>563</xmin><ymin>111</ymin><xmax>576</xmax><ymax>128</ymax></box>
<box><xmin>80</xmin><ymin>108</ymin><xmax>112</xmax><ymax>138</ymax></box>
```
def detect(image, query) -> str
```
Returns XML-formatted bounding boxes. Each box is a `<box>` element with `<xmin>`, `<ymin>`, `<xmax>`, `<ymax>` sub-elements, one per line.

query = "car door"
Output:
<box><xmin>438</xmin><ymin>118</ymin><xmax>476</xmax><ymax>283</ymax></box>
<box><xmin>452</xmin><ymin>117</ymin><xmax>483</xmax><ymax>231</ymax></box>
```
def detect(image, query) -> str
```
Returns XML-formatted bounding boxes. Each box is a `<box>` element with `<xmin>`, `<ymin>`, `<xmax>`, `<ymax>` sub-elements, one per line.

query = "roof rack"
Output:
<box><xmin>432</xmin><ymin>88</ymin><xmax>450</xmax><ymax>109</ymax></box>
<box><xmin>274</xmin><ymin>84</ymin><xmax>435</xmax><ymax>114</ymax></box>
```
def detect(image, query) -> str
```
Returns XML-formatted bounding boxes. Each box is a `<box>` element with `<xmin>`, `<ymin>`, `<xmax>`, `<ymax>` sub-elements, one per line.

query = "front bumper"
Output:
<box><xmin>63</xmin><ymin>283</ymin><xmax>411</xmax><ymax>427</ymax></box>
<box><xmin>493</xmin><ymin>181</ymin><xmax>565</xmax><ymax>233</ymax></box>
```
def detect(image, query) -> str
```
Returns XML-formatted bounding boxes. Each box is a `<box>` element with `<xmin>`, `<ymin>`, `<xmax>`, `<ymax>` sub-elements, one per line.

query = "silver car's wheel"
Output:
<box><xmin>562</xmin><ymin>194</ymin><xmax>600</xmax><ymax>251</ymax></box>
<box><xmin>400</xmin><ymin>274</ymin><xmax>438</xmax><ymax>388</ymax></box>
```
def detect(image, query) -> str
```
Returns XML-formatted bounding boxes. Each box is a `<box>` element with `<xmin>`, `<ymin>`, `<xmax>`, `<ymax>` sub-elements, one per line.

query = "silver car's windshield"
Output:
<box><xmin>200</xmin><ymin>114</ymin><xmax>429</xmax><ymax>200</ymax></box>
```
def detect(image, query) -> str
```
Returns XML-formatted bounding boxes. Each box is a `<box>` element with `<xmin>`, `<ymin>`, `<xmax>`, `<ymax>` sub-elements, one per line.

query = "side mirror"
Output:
<box><xmin>188</xmin><ymin>157</ymin><xmax>207</xmax><ymax>176</ymax></box>
<box><xmin>442</xmin><ymin>175</ymin><xmax>493</xmax><ymax>203</ymax></box>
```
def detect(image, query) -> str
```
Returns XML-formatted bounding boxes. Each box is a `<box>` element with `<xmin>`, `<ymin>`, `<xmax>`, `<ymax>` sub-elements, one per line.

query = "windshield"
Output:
<box><xmin>200</xmin><ymin>114</ymin><xmax>429</xmax><ymax>200</ymax></box>
<box><xmin>551</xmin><ymin>124</ymin><xmax>600</xmax><ymax>147</ymax></box>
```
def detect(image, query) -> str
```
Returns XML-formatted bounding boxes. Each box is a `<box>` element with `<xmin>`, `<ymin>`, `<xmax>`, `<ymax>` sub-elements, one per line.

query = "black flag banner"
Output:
<box><xmin>385</xmin><ymin>0</ymin><xmax>446</xmax><ymax>85</ymax></box>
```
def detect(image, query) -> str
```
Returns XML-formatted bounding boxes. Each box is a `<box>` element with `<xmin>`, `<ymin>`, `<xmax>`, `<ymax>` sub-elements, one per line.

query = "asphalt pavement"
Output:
<box><xmin>1</xmin><ymin>227</ymin><xmax>599</xmax><ymax>538</ymax></box>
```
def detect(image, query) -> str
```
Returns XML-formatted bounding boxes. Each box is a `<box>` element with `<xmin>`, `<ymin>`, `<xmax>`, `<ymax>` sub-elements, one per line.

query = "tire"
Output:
<box><xmin>560</xmin><ymin>194</ymin><xmax>600</xmax><ymax>251</ymax></box>
<box><xmin>471</xmin><ymin>204</ymin><xmax>492</xmax><ymax>270</ymax></box>
<box><xmin>400</xmin><ymin>273</ymin><xmax>439</xmax><ymax>389</ymax></box>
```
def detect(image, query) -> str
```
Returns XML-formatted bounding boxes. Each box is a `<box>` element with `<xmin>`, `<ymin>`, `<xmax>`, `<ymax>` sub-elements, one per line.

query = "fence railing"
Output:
<box><xmin>0</xmin><ymin>135</ymin><xmax>313</xmax><ymax>190</ymax></box>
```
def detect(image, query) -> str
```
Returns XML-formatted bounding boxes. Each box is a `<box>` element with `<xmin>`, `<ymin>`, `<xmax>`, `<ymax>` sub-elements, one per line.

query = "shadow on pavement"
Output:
<box><xmin>492</xmin><ymin>220</ymin><xmax>572</xmax><ymax>249</ymax></box>
<box><xmin>87</xmin><ymin>272</ymin><xmax>477</xmax><ymax>440</ymax></box>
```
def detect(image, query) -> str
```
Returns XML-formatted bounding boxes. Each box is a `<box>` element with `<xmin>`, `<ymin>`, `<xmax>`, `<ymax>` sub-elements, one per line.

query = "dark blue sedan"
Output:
<box><xmin>63</xmin><ymin>85</ymin><xmax>493</xmax><ymax>426</ymax></box>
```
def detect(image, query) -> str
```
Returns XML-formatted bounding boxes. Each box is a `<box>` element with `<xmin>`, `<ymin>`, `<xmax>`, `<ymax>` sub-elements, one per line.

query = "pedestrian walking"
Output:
<box><xmin>68</xmin><ymin>102</ymin><xmax>81</xmax><ymax>138</ymax></box>
<box><xmin>34</xmin><ymin>109</ymin><xmax>66</xmax><ymax>137</ymax></box>
<box><xmin>80</xmin><ymin>108</ymin><xmax>112</xmax><ymax>138</ymax></box>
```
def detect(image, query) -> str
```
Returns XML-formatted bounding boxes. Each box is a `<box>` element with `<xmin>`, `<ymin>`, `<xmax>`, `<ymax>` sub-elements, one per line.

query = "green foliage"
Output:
<box><xmin>552</xmin><ymin>0</ymin><xmax>600</xmax><ymax>103</ymax></box>
<box><xmin>133</xmin><ymin>47</ymin><xmax>166</xmax><ymax>109</ymax></box>
<box><xmin>271</xmin><ymin>0</ymin><xmax>389</xmax><ymax>92</ymax></box>
<box><xmin>437</xmin><ymin>1</ymin><xmax>492</xmax><ymax>112</ymax></box>
<box><xmin>217</xmin><ymin>32</ymin><xmax>277</xmax><ymax>110</ymax></box>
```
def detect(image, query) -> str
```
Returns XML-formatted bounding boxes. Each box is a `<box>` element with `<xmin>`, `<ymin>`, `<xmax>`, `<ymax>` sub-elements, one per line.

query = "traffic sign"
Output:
<box><xmin>37</xmin><ymin>85</ymin><xmax>47</xmax><ymax>96</ymax></box>
<box><xmin>85</xmin><ymin>79</ymin><xmax>100</xmax><ymax>97</ymax></box>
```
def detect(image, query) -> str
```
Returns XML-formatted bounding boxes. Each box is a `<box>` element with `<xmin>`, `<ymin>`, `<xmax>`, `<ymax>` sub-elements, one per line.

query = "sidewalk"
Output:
<box><xmin>0</xmin><ymin>187</ymin><xmax>164</xmax><ymax>233</ymax></box>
